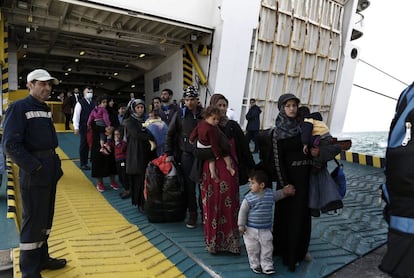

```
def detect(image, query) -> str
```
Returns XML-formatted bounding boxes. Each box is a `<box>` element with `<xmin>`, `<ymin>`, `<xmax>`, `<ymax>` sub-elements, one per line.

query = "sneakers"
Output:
<box><xmin>80</xmin><ymin>164</ymin><xmax>91</xmax><ymax>170</ymax></box>
<box><xmin>186</xmin><ymin>212</ymin><xmax>197</xmax><ymax>229</ymax></box>
<box><xmin>263</xmin><ymin>268</ymin><xmax>275</xmax><ymax>275</ymax></box>
<box><xmin>110</xmin><ymin>181</ymin><xmax>120</xmax><ymax>190</ymax></box>
<box><xmin>251</xmin><ymin>266</ymin><xmax>262</xmax><ymax>274</ymax></box>
<box><xmin>96</xmin><ymin>182</ymin><xmax>105</xmax><ymax>192</ymax></box>
<box><xmin>252</xmin><ymin>266</ymin><xmax>275</xmax><ymax>275</ymax></box>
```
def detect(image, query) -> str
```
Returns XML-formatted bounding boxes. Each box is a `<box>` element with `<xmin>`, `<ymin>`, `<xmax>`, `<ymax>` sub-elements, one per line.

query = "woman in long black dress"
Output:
<box><xmin>259</xmin><ymin>93</ymin><xmax>312</xmax><ymax>272</ymax></box>
<box><xmin>123</xmin><ymin>99</ymin><xmax>156</xmax><ymax>211</ymax></box>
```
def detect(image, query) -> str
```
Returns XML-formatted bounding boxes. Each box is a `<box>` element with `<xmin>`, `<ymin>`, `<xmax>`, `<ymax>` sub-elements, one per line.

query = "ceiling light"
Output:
<box><xmin>131</xmin><ymin>84</ymin><xmax>136</xmax><ymax>88</ymax></box>
<box><xmin>79</xmin><ymin>50</ymin><xmax>86</xmax><ymax>56</ymax></box>
<box><xmin>64</xmin><ymin>72</ymin><xmax>69</xmax><ymax>76</ymax></box>
<box><xmin>74</xmin><ymin>58</ymin><xmax>79</xmax><ymax>62</ymax></box>
<box><xmin>68</xmin><ymin>68</ymin><xmax>72</xmax><ymax>72</ymax></box>
<box><xmin>17</xmin><ymin>1</ymin><xmax>28</xmax><ymax>9</ymax></box>
<box><xmin>139</xmin><ymin>53</ymin><xmax>145</xmax><ymax>58</ymax></box>
<box><xmin>113</xmin><ymin>72</ymin><xmax>119</xmax><ymax>76</ymax></box>
<box><xmin>23</xmin><ymin>44</ymin><xmax>28</xmax><ymax>49</ymax></box>
<box><xmin>25</xmin><ymin>27</ymin><xmax>30</xmax><ymax>33</ymax></box>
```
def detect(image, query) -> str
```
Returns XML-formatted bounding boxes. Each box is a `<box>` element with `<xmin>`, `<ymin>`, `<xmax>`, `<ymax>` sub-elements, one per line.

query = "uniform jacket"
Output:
<box><xmin>2</xmin><ymin>95</ymin><xmax>58</xmax><ymax>173</ymax></box>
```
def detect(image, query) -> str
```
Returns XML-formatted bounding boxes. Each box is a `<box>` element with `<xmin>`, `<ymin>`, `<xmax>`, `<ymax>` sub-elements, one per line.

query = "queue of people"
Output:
<box><xmin>3</xmin><ymin>68</ymin><xmax>346</xmax><ymax>277</ymax></box>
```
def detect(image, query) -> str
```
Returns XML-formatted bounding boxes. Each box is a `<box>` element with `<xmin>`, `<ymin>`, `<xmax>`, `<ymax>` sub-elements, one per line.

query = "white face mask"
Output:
<box><xmin>85</xmin><ymin>92</ymin><xmax>93</xmax><ymax>99</ymax></box>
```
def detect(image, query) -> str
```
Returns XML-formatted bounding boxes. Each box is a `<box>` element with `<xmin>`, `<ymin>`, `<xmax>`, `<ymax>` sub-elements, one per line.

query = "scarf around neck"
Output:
<box><xmin>274</xmin><ymin>108</ymin><xmax>300</xmax><ymax>140</ymax></box>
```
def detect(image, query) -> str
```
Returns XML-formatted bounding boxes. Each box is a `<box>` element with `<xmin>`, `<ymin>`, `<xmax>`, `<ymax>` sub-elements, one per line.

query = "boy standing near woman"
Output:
<box><xmin>238</xmin><ymin>170</ymin><xmax>296</xmax><ymax>275</ymax></box>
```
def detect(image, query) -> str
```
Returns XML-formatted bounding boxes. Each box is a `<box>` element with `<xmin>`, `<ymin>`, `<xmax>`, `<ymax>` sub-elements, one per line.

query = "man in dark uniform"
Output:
<box><xmin>2</xmin><ymin>69</ymin><xmax>66</xmax><ymax>277</ymax></box>
<box><xmin>165</xmin><ymin>86</ymin><xmax>202</xmax><ymax>228</ymax></box>
<box><xmin>72</xmin><ymin>87</ymin><xmax>95</xmax><ymax>170</ymax></box>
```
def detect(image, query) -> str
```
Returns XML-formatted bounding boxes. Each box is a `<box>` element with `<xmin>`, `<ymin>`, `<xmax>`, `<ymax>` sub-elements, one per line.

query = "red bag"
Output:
<box><xmin>87</xmin><ymin>128</ymin><xmax>93</xmax><ymax>148</ymax></box>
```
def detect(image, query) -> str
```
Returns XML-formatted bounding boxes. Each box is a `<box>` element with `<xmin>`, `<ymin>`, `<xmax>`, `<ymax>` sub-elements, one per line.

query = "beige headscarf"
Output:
<box><xmin>209</xmin><ymin>93</ymin><xmax>229</xmax><ymax>127</ymax></box>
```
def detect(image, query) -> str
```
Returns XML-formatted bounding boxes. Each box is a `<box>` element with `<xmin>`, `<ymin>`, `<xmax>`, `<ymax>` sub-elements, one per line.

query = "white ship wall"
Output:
<box><xmin>144</xmin><ymin>51</ymin><xmax>183</xmax><ymax>102</ymax></box>
<box><xmin>88</xmin><ymin>0</ymin><xmax>217</xmax><ymax>29</ymax></box>
<box><xmin>89</xmin><ymin>0</ymin><xmax>359</xmax><ymax>133</ymax></box>
<box><xmin>244</xmin><ymin>0</ymin><xmax>357</xmax><ymax>130</ymax></box>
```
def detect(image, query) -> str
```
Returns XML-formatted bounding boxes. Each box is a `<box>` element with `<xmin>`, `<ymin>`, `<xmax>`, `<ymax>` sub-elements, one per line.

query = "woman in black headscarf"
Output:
<box><xmin>258</xmin><ymin>94</ymin><xmax>313</xmax><ymax>272</ymax></box>
<box><xmin>123</xmin><ymin>99</ymin><xmax>156</xmax><ymax>211</ymax></box>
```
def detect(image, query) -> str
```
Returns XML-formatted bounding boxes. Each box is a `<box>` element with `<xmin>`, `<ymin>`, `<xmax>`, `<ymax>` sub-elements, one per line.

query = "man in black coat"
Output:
<box><xmin>164</xmin><ymin>86</ymin><xmax>202</xmax><ymax>229</ymax></box>
<box><xmin>245</xmin><ymin>98</ymin><xmax>262</xmax><ymax>153</ymax></box>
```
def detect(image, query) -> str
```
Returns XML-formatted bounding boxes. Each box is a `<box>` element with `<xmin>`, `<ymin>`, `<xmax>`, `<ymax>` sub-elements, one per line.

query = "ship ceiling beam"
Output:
<box><xmin>59</xmin><ymin>0</ymin><xmax>213</xmax><ymax>34</ymax></box>
<box><xmin>1</xmin><ymin>0</ymin><xmax>213</xmax><ymax>92</ymax></box>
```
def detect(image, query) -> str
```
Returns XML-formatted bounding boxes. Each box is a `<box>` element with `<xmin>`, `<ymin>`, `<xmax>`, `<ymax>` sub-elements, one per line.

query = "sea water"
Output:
<box><xmin>341</xmin><ymin>131</ymin><xmax>388</xmax><ymax>158</ymax></box>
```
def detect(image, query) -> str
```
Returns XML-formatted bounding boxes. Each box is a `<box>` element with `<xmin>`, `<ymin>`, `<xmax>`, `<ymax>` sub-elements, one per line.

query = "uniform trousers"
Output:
<box><xmin>19</xmin><ymin>152</ymin><xmax>62</xmax><ymax>278</ymax></box>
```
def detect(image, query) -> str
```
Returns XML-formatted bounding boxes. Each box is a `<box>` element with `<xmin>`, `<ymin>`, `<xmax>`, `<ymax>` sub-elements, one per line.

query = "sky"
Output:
<box><xmin>342</xmin><ymin>1</ymin><xmax>414</xmax><ymax>132</ymax></box>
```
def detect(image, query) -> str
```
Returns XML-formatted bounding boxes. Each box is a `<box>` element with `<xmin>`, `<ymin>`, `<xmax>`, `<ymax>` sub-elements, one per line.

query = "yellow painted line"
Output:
<box><xmin>358</xmin><ymin>153</ymin><xmax>367</xmax><ymax>165</ymax></box>
<box><xmin>345</xmin><ymin>151</ymin><xmax>353</xmax><ymax>162</ymax></box>
<box><xmin>13</xmin><ymin>147</ymin><xmax>185</xmax><ymax>277</ymax></box>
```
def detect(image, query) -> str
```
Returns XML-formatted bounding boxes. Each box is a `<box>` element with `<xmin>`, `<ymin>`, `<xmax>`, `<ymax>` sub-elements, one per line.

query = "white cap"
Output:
<box><xmin>27</xmin><ymin>69</ymin><xmax>59</xmax><ymax>85</ymax></box>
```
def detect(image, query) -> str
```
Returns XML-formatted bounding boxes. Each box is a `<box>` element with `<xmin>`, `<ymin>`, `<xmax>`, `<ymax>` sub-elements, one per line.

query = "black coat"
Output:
<box><xmin>258</xmin><ymin>129</ymin><xmax>312</xmax><ymax>270</ymax></box>
<box><xmin>222</xmin><ymin>120</ymin><xmax>255</xmax><ymax>185</ymax></box>
<box><xmin>123</xmin><ymin>116</ymin><xmax>156</xmax><ymax>175</ymax></box>
<box><xmin>245</xmin><ymin>105</ymin><xmax>261</xmax><ymax>131</ymax></box>
<box><xmin>107</xmin><ymin>106</ymin><xmax>120</xmax><ymax>128</ymax></box>
<box><xmin>165</xmin><ymin>106</ymin><xmax>203</xmax><ymax>159</ymax></box>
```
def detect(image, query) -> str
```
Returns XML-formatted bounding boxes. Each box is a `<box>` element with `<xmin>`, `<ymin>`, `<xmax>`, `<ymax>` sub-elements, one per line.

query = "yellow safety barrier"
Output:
<box><xmin>6</xmin><ymin>160</ymin><xmax>21</xmax><ymax>232</ymax></box>
<box><xmin>337</xmin><ymin>150</ymin><xmax>385</xmax><ymax>169</ymax></box>
<box><xmin>184</xmin><ymin>44</ymin><xmax>207</xmax><ymax>85</ymax></box>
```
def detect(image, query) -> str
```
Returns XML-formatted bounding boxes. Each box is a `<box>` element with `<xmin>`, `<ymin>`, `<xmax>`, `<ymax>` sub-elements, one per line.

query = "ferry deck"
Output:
<box><xmin>0</xmin><ymin>132</ymin><xmax>388</xmax><ymax>278</ymax></box>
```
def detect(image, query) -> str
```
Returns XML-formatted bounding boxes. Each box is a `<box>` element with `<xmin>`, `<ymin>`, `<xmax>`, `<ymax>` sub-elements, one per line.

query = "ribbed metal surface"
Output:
<box><xmin>5</xmin><ymin>133</ymin><xmax>388</xmax><ymax>278</ymax></box>
<box><xmin>12</xmin><ymin>153</ymin><xmax>186</xmax><ymax>278</ymax></box>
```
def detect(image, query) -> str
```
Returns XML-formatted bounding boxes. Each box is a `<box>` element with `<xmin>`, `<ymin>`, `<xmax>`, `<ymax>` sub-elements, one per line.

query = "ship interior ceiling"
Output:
<box><xmin>1</xmin><ymin>0</ymin><xmax>212</xmax><ymax>100</ymax></box>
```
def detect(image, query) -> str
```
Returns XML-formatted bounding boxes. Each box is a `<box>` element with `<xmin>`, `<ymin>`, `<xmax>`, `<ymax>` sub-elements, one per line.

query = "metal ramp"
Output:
<box><xmin>5</xmin><ymin>133</ymin><xmax>388</xmax><ymax>277</ymax></box>
<box><xmin>11</xmin><ymin>147</ymin><xmax>200</xmax><ymax>277</ymax></box>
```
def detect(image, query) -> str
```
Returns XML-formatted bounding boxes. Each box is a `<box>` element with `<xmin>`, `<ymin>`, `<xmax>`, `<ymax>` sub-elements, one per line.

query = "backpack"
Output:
<box><xmin>144</xmin><ymin>155</ymin><xmax>186</xmax><ymax>223</ymax></box>
<box><xmin>380</xmin><ymin>83</ymin><xmax>414</xmax><ymax>278</ymax></box>
<box><xmin>382</xmin><ymin>82</ymin><xmax>414</xmax><ymax>234</ymax></box>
